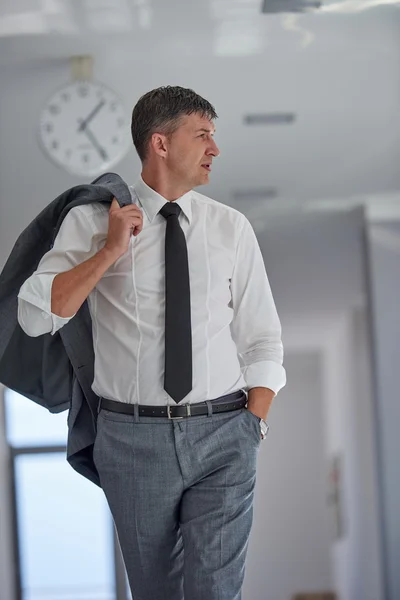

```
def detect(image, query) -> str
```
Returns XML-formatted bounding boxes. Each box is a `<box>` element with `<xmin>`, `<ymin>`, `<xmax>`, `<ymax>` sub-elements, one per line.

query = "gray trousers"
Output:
<box><xmin>93</xmin><ymin>404</ymin><xmax>262</xmax><ymax>600</ymax></box>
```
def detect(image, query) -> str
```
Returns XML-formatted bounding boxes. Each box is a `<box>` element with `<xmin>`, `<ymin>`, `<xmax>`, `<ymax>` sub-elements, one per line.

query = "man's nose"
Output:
<box><xmin>207</xmin><ymin>138</ymin><xmax>220</xmax><ymax>157</ymax></box>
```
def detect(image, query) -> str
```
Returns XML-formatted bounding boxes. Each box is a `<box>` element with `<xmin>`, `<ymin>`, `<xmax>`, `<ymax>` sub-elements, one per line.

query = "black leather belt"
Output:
<box><xmin>99</xmin><ymin>389</ymin><xmax>247</xmax><ymax>419</ymax></box>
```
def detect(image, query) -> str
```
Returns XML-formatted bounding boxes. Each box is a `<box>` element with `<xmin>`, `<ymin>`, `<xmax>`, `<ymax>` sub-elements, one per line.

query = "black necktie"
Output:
<box><xmin>159</xmin><ymin>202</ymin><xmax>192</xmax><ymax>403</ymax></box>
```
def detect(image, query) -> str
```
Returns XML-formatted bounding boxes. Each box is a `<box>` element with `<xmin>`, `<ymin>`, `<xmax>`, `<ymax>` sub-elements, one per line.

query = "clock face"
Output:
<box><xmin>38</xmin><ymin>80</ymin><xmax>131</xmax><ymax>177</ymax></box>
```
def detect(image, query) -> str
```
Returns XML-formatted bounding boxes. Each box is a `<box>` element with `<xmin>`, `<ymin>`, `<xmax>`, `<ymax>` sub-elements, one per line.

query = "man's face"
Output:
<box><xmin>164</xmin><ymin>113</ymin><xmax>220</xmax><ymax>190</ymax></box>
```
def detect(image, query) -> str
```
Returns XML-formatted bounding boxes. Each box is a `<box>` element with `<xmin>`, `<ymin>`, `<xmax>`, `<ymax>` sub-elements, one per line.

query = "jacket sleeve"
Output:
<box><xmin>18</xmin><ymin>206</ymin><xmax>99</xmax><ymax>337</ymax></box>
<box><xmin>230</xmin><ymin>217</ymin><xmax>286</xmax><ymax>395</ymax></box>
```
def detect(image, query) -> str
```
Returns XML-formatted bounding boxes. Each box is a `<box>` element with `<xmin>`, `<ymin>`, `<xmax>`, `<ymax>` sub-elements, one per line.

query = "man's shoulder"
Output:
<box><xmin>61</xmin><ymin>201</ymin><xmax>108</xmax><ymax>229</ymax></box>
<box><xmin>59</xmin><ymin>201</ymin><xmax>109</xmax><ymax>237</ymax></box>
<box><xmin>72</xmin><ymin>201</ymin><xmax>109</xmax><ymax>218</ymax></box>
<box><xmin>191</xmin><ymin>190</ymin><xmax>246</xmax><ymax>223</ymax></box>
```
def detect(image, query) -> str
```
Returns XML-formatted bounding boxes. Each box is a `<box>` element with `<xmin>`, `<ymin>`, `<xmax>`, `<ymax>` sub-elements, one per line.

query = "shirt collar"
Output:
<box><xmin>133</xmin><ymin>176</ymin><xmax>192</xmax><ymax>225</ymax></box>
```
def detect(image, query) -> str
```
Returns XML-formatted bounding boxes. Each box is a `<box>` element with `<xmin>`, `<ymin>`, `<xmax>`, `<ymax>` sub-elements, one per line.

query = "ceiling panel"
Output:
<box><xmin>0</xmin><ymin>0</ymin><xmax>399</xmax><ymax>210</ymax></box>
<box><xmin>0</xmin><ymin>0</ymin><xmax>399</xmax><ymax>38</ymax></box>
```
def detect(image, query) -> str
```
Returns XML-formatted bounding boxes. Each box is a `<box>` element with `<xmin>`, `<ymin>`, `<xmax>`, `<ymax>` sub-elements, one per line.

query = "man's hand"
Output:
<box><xmin>104</xmin><ymin>198</ymin><xmax>143</xmax><ymax>260</ymax></box>
<box><xmin>51</xmin><ymin>198</ymin><xmax>143</xmax><ymax>319</ymax></box>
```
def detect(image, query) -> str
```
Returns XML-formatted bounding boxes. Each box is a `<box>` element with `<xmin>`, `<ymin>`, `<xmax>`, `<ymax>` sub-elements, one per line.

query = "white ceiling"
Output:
<box><xmin>0</xmin><ymin>0</ymin><xmax>399</xmax><ymax>38</ymax></box>
<box><xmin>0</xmin><ymin>0</ymin><xmax>399</xmax><ymax>212</ymax></box>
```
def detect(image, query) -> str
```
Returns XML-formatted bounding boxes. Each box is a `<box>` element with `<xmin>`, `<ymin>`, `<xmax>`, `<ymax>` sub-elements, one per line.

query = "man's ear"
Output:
<box><xmin>151</xmin><ymin>132</ymin><xmax>168</xmax><ymax>158</ymax></box>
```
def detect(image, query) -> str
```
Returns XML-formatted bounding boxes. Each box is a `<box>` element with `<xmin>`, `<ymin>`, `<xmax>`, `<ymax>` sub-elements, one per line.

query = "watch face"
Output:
<box><xmin>260</xmin><ymin>420</ymin><xmax>269</xmax><ymax>437</ymax></box>
<box><xmin>38</xmin><ymin>80</ymin><xmax>130</xmax><ymax>177</ymax></box>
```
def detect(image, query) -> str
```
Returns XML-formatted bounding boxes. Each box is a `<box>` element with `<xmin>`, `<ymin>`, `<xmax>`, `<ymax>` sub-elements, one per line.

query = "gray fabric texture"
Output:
<box><xmin>0</xmin><ymin>173</ymin><xmax>133</xmax><ymax>485</ymax></box>
<box><xmin>93</xmin><ymin>403</ymin><xmax>261</xmax><ymax>600</ymax></box>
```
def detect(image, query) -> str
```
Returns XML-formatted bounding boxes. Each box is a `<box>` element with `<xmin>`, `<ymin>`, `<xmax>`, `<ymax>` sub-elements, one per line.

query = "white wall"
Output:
<box><xmin>244</xmin><ymin>350</ymin><xmax>333</xmax><ymax>600</ymax></box>
<box><xmin>256</xmin><ymin>206</ymin><xmax>384</xmax><ymax>600</ymax></box>
<box><xmin>351</xmin><ymin>307</ymin><xmax>384</xmax><ymax>600</ymax></box>
<box><xmin>280</xmin><ymin>310</ymin><xmax>384</xmax><ymax>600</ymax></box>
<box><xmin>325</xmin><ymin>310</ymin><xmax>383</xmax><ymax>600</ymax></box>
<box><xmin>367</xmin><ymin>222</ymin><xmax>400</xmax><ymax>600</ymax></box>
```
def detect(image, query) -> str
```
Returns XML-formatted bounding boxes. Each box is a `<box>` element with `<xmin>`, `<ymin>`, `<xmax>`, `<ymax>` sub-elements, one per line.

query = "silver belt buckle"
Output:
<box><xmin>167</xmin><ymin>404</ymin><xmax>191</xmax><ymax>419</ymax></box>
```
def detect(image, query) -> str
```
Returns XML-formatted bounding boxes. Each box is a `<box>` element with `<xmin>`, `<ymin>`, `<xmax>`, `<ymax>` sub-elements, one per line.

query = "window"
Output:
<box><xmin>3</xmin><ymin>390</ymin><xmax>129</xmax><ymax>600</ymax></box>
<box><xmin>14</xmin><ymin>453</ymin><xmax>114</xmax><ymax>600</ymax></box>
<box><xmin>5</xmin><ymin>389</ymin><xmax>68</xmax><ymax>448</ymax></box>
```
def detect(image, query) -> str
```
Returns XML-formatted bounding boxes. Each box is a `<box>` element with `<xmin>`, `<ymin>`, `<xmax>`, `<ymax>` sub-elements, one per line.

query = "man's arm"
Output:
<box><xmin>230</xmin><ymin>217</ymin><xmax>286</xmax><ymax>421</ymax></box>
<box><xmin>247</xmin><ymin>387</ymin><xmax>275</xmax><ymax>421</ymax></box>
<box><xmin>51</xmin><ymin>198</ymin><xmax>143</xmax><ymax>318</ymax></box>
<box><xmin>18</xmin><ymin>199</ymin><xmax>143</xmax><ymax>336</ymax></box>
<box><xmin>50</xmin><ymin>246</ymin><xmax>121</xmax><ymax>318</ymax></box>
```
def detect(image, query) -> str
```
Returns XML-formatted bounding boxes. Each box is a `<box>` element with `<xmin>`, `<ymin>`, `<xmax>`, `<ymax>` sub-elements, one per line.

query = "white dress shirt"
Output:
<box><xmin>17</xmin><ymin>176</ymin><xmax>286</xmax><ymax>406</ymax></box>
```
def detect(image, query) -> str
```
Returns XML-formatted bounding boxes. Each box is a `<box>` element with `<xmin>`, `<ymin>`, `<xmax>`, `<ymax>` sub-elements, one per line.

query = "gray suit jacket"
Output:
<box><xmin>0</xmin><ymin>173</ymin><xmax>133</xmax><ymax>486</ymax></box>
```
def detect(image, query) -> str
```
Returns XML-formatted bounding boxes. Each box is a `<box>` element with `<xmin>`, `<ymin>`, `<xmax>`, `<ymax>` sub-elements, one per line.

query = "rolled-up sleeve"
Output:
<box><xmin>230</xmin><ymin>217</ymin><xmax>286</xmax><ymax>395</ymax></box>
<box><xmin>18</xmin><ymin>206</ymin><xmax>98</xmax><ymax>337</ymax></box>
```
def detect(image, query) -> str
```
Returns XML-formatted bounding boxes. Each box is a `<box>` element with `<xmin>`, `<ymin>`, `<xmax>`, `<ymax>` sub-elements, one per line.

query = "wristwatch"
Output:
<box><xmin>259</xmin><ymin>418</ymin><xmax>269</xmax><ymax>440</ymax></box>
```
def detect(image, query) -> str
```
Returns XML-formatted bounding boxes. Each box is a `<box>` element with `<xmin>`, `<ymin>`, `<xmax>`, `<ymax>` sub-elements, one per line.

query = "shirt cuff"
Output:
<box><xmin>241</xmin><ymin>360</ymin><xmax>287</xmax><ymax>395</ymax></box>
<box><xmin>18</xmin><ymin>288</ymin><xmax>75</xmax><ymax>336</ymax></box>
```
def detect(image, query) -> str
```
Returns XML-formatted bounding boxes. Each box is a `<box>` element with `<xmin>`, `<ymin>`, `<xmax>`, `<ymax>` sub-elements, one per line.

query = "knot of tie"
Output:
<box><xmin>159</xmin><ymin>202</ymin><xmax>181</xmax><ymax>219</ymax></box>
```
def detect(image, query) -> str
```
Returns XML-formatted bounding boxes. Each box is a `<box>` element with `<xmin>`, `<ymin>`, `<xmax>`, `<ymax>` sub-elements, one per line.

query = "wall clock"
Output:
<box><xmin>38</xmin><ymin>57</ymin><xmax>130</xmax><ymax>177</ymax></box>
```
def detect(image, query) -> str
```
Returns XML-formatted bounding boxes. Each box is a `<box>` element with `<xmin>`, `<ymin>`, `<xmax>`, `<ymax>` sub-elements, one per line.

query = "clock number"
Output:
<box><xmin>51</xmin><ymin>140</ymin><xmax>59</xmax><ymax>150</ymax></box>
<box><xmin>110</xmin><ymin>102</ymin><xmax>117</xmax><ymax>112</ymax></box>
<box><xmin>43</xmin><ymin>123</ymin><xmax>54</xmax><ymax>133</ymax></box>
<box><xmin>82</xmin><ymin>153</ymin><xmax>90</xmax><ymax>164</ymax></box>
<box><xmin>61</xmin><ymin>92</ymin><xmax>70</xmax><ymax>102</ymax></box>
<box><xmin>112</xmin><ymin>136</ymin><xmax>119</xmax><ymax>145</ymax></box>
<box><xmin>117</xmin><ymin>117</ymin><xmax>124</xmax><ymax>127</ymax></box>
<box><xmin>65</xmin><ymin>149</ymin><xmax>72</xmax><ymax>159</ymax></box>
<box><xmin>48</xmin><ymin>104</ymin><xmax>60</xmax><ymax>115</ymax></box>
<box><xmin>78</xmin><ymin>85</ymin><xmax>89</xmax><ymax>98</ymax></box>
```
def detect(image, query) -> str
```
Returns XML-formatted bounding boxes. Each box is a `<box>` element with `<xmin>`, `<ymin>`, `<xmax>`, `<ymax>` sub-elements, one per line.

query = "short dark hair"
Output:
<box><xmin>131</xmin><ymin>86</ymin><xmax>218</xmax><ymax>161</ymax></box>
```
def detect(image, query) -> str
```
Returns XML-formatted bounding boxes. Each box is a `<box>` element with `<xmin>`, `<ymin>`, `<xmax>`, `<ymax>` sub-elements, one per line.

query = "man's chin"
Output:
<box><xmin>194</xmin><ymin>172</ymin><xmax>210</xmax><ymax>188</ymax></box>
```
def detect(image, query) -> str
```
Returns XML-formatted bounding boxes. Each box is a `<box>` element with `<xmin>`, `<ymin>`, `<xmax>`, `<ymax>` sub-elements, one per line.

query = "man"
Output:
<box><xmin>18</xmin><ymin>86</ymin><xmax>286</xmax><ymax>600</ymax></box>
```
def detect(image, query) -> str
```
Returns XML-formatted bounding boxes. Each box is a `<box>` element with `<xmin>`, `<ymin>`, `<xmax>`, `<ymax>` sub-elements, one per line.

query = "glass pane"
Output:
<box><xmin>14</xmin><ymin>453</ymin><xmax>115</xmax><ymax>600</ymax></box>
<box><xmin>5</xmin><ymin>389</ymin><xmax>68</xmax><ymax>447</ymax></box>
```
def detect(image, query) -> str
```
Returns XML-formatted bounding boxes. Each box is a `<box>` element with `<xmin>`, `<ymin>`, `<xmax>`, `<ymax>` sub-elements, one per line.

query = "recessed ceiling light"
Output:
<box><xmin>244</xmin><ymin>113</ymin><xmax>296</xmax><ymax>125</ymax></box>
<box><xmin>232</xmin><ymin>188</ymin><xmax>278</xmax><ymax>201</ymax></box>
<box><xmin>261</xmin><ymin>0</ymin><xmax>322</xmax><ymax>13</ymax></box>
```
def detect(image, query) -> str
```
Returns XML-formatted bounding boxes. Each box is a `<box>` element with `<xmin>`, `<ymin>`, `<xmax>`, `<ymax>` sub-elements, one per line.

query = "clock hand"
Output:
<box><xmin>77</xmin><ymin>99</ymin><xmax>106</xmax><ymax>132</ymax></box>
<box><xmin>82</xmin><ymin>126</ymin><xmax>109</xmax><ymax>161</ymax></box>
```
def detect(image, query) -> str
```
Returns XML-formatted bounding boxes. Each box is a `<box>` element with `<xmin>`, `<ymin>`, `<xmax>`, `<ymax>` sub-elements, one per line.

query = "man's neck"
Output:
<box><xmin>141</xmin><ymin>167</ymin><xmax>191</xmax><ymax>202</ymax></box>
